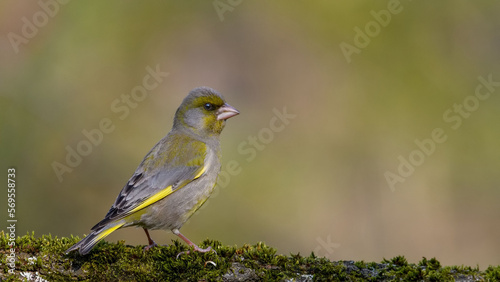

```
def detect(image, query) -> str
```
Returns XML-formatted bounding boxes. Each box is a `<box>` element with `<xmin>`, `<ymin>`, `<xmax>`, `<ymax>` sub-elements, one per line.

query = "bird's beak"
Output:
<box><xmin>217</xmin><ymin>103</ymin><xmax>240</xmax><ymax>120</ymax></box>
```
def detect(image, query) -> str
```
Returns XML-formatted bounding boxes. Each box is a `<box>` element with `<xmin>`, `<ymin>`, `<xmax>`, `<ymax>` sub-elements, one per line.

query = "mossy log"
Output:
<box><xmin>1</xmin><ymin>232</ymin><xmax>499</xmax><ymax>281</ymax></box>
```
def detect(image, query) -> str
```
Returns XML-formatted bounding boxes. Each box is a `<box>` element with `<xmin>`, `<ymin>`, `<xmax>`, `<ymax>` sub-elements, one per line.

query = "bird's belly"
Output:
<box><xmin>139</xmin><ymin>170</ymin><xmax>218</xmax><ymax>231</ymax></box>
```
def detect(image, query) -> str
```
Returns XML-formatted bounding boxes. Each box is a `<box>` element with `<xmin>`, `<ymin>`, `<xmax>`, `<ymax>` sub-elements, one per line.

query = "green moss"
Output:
<box><xmin>484</xmin><ymin>265</ymin><xmax>500</xmax><ymax>281</ymax></box>
<box><xmin>0</xmin><ymin>232</ymin><xmax>497</xmax><ymax>281</ymax></box>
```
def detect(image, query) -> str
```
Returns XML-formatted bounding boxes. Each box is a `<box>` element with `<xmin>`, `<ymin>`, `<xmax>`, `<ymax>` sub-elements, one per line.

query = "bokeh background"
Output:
<box><xmin>1</xmin><ymin>1</ymin><xmax>499</xmax><ymax>268</ymax></box>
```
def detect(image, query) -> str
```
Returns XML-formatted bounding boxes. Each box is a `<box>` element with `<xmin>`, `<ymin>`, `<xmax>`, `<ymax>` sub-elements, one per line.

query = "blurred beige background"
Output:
<box><xmin>1</xmin><ymin>1</ymin><xmax>499</xmax><ymax>268</ymax></box>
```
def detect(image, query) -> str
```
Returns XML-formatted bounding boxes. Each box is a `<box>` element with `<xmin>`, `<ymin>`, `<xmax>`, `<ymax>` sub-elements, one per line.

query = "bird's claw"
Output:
<box><xmin>204</xmin><ymin>260</ymin><xmax>217</xmax><ymax>267</ymax></box>
<box><xmin>143</xmin><ymin>242</ymin><xmax>158</xmax><ymax>251</ymax></box>
<box><xmin>176</xmin><ymin>246</ymin><xmax>217</xmax><ymax>259</ymax></box>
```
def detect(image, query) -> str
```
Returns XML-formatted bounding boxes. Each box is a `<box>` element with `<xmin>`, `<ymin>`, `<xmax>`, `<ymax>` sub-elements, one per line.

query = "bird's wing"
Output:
<box><xmin>91</xmin><ymin>135</ymin><xmax>207</xmax><ymax>230</ymax></box>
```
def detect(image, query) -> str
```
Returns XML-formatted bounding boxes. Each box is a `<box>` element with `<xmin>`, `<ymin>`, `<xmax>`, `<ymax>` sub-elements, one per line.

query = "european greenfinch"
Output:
<box><xmin>66</xmin><ymin>87</ymin><xmax>239</xmax><ymax>255</ymax></box>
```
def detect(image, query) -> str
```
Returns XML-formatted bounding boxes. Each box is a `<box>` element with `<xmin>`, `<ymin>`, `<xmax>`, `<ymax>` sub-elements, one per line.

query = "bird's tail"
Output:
<box><xmin>65</xmin><ymin>222</ymin><xmax>125</xmax><ymax>255</ymax></box>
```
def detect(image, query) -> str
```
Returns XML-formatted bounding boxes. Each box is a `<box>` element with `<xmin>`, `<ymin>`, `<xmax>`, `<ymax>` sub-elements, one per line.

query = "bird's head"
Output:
<box><xmin>173</xmin><ymin>87</ymin><xmax>239</xmax><ymax>136</ymax></box>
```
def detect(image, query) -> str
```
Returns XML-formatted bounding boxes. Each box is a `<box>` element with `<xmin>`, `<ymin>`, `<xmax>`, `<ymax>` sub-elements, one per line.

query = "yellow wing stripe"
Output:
<box><xmin>95</xmin><ymin>222</ymin><xmax>125</xmax><ymax>242</ymax></box>
<box><xmin>129</xmin><ymin>166</ymin><xmax>207</xmax><ymax>214</ymax></box>
<box><xmin>129</xmin><ymin>185</ymin><xmax>173</xmax><ymax>213</ymax></box>
<box><xmin>194</xmin><ymin>165</ymin><xmax>207</xmax><ymax>179</ymax></box>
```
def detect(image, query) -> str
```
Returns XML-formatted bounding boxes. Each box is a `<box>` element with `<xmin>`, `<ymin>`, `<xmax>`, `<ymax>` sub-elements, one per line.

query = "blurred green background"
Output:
<box><xmin>1</xmin><ymin>1</ymin><xmax>499</xmax><ymax>268</ymax></box>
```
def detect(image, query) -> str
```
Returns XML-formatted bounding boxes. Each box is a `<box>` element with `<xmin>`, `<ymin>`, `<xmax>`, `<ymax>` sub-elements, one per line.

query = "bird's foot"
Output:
<box><xmin>142</xmin><ymin>228</ymin><xmax>159</xmax><ymax>251</ymax></box>
<box><xmin>143</xmin><ymin>241</ymin><xmax>158</xmax><ymax>251</ymax></box>
<box><xmin>172</xmin><ymin>228</ymin><xmax>217</xmax><ymax>258</ymax></box>
<box><xmin>176</xmin><ymin>245</ymin><xmax>216</xmax><ymax>259</ymax></box>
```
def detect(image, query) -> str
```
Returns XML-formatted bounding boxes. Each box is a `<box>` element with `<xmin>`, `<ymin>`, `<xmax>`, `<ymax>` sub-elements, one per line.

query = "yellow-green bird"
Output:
<box><xmin>66</xmin><ymin>87</ymin><xmax>239</xmax><ymax>255</ymax></box>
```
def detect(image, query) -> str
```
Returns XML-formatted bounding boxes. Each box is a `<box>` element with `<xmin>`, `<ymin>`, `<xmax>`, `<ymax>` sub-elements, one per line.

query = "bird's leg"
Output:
<box><xmin>173</xmin><ymin>228</ymin><xmax>215</xmax><ymax>258</ymax></box>
<box><xmin>143</xmin><ymin>228</ymin><xmax>158</xmax><ymax>251</ymax></box>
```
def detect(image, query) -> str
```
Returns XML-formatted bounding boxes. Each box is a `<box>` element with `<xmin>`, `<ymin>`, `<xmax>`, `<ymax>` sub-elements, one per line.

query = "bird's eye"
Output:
<box><xmin>204</xmin><ymin>103</ymin><xmax>215</xmax><ymax>111</ymax></box>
